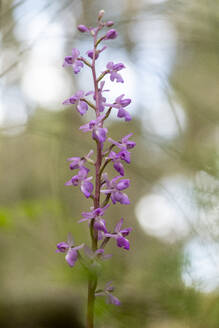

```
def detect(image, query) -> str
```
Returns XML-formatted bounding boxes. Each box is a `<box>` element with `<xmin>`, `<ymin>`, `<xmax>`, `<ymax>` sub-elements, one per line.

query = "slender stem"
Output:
<box><xmin>81</xmin><ymin>98</ymin><xmax>96</xmax><ymax>111</ymax></box>
<box><xmin>103</xmin><ymin>107</ymin><xmax>112</xmax><ymax>121</ymax></box>
<box><xmin>100</xmin><ymin>159</ymin><xmax>111</xmax><ymax>176</ymax></box>
<box><xmin>78</xmin><ymin>57</ymin><xmax>92</xmax><ymax>68</ymax></box>
<box><xmin>95</xmin><ymin>35</ymin><xmax>105</xmax><ymax>48</ymax></box>
<box><xmin>87</xmin><ymin>277</ymin><xmax>97</xmax><ymax>328</ymax></box>
<box><xmin>101</xmin><ymin>193</ymin><xmax>111</xmax><ymax>208</ymax></box>
<box><xmin>100</xmin><ymin>236</ymin><xmax>110</xmax><ymax>249</ymax></box>
<box><xmin>87</xmin><ymin>25</ymin><xmax>102</xmax><ymax>328</ymax></box>
<box><xmin>97</xmin><ymin>70</ymin><xmax>109</xmax><ymax>83</ymax></box>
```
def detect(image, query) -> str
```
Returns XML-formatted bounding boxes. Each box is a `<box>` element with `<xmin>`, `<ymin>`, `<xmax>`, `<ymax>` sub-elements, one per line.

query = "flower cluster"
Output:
<box><xmin>57</xmin><ymin>10</ymin><xmax>135</xmax><ymax>312</ymax></box>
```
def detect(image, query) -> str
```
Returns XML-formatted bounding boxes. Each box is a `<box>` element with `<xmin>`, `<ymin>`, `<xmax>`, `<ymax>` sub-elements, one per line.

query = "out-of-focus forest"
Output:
<box><xmin>1</xmin><ymin>0</ymin><xmax>219</xmax><ymax>327</ymax></box>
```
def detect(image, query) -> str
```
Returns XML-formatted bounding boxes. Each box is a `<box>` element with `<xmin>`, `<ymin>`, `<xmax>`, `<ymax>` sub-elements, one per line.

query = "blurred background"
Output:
<box><xmin>1</xmin><ymin>0</ymin><xmax>219</xmax><ymax>327</ymax></box>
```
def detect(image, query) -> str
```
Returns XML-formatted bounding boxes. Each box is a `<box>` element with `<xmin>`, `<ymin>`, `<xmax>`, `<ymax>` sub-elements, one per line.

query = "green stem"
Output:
<box><xmin>87</xmin><ymin>277</ymin><xmax>97</xmax><ymax>328</ymax></box>
<box><xmin>81</xmin><ymin>98</ymin><xmax>96</xmax><ymax>111</ymax></box>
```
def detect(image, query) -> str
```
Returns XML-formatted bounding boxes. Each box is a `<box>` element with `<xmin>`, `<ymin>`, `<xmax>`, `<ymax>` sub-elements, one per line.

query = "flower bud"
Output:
<box><xmin>106</xmin><ymin>21</ymin><xmax>114</xmax><ymax>27</ymax></box>
<box><xmin>98</xmin><ymin>9</ymin><xmax>105</xmax><ymax>21</ymax></box>
<box><xmin>87</xmin><ymin>50</ymin><xmax>99</xmax><ymax>60</ymax></box>
<box><xmin>105</xmin><ymin>29</ymin><xmax>118</xmax><ymax>40</ymax></box>
<box><xmin>77</xmin><ymin>24</ymin><xmax>88</xmax><ymax>33</ymax></box>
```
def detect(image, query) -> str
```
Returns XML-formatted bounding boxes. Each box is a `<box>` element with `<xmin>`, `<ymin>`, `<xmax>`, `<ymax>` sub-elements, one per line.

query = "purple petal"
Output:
<box><xmin>106</xmin><ymin>62</ymin><xmax>114</xmax><ymax>70</ymax></box>
<box><xmin>102</xmin><ymin>254</ymin><xmax>112</xmax><ymax>260</ymax></box>
<box><xmin>77</xmin><ymin>24</ymin><xmax>89</xmax><ymax>32</ymax></box>
<box><xmin>104</xmin><ymin>233</ymin><xmax>117</xmax><ymax>238</ymax></box>
<box><xmin>68</xmin><ymin>157</ymin><xmax>81</xmax><ymax>170</ymax></box>
<box><xmin>95</xmin><ymin>248</ymin><xmax>105</xmax><ymax>256</ymax></box>
<box><xmin>106</xmin><ymin>21</ymin><xmax>114</xmax><ymax>27</ymax></box>
<box><xmin>81</xmin><ymin>210</ymin><xmax>94</xmax><ymax>220</ymax></box>
<box><xmin>84</xmin><ymin>245</ymin><xmax>94</xmax><ymax>258</ymax></box>
<box><xmin>67</xmin><ymin>232</ymin><xmax>74</xmax><ymax>247</ymax></box>
<box><xmin>116</xmin><ymin>179</ymin><xmax>130</xmax><ymax>191</ymax></box>
<box><xmin>77</xmin><ymin>101</ymin><xmax>88</xmax><ymax>115</ymax></box>
<box><xmin>116</xmin><ymin>236</ymin><xmax>130</xmax><ymax>250</ymax></box>
<box><xmin>120</xmin><ymin>227</ymin><xmax>132</xmax><ymax>237</ymax></box>
<box><xmin>112</xmin><ymin>191</ymin><xmax>130</xmax><ymax>205</ymax></box>
<box><xmin>72</xmin><ymin>243</ymin><xmax>84</xmax><ymax>251</ymax></box>
<box><xmin>110</xmin><ymin>72</ymin><xmax>124</xmax><ymax>83</ymax></box>
<box><xmin>71</xmin><ymin>175</ymin><xmax>80</xmax><ymax>186</ymax></box>
<box><xmin>119</xmin><ymin>193</ymin><xmax>130</xmax><ymax>205</ymax></box>
<box><xmin>94</xmin><ymin>219</ymin><xmax>107</xmax><ymax>233</ymax></box>
<box><xmin>81</xmin><ymin>180</ymin><xmax>93</xmax><ymax>198</ymax></box>
<box><xmin>122</xmin><ymin>133</ymin><xmax>132</xmax><ymax>141</ymax></box>
<box><xmin>63</xmin><ymin>56</ymin><xmax>73</xmax><ymax>67</ymax></box>
<box><xmin>114</xmin><ymin>218</ymin><xmax>124</xmax><ymax>233</ymax></box>
<box><xmin>75</xmin><ymin>90</ymin><xmax>84</xmax><ymax>98</ymax></box>
<box><xmin>107</xmin><ymin>137</ymin><xmax>121</xmax><ymax>148</ymax></box>
<box><xmin>67</xmin><ymin>156</ymin><xmax>80</xmax><ymax>162</ymax></box>
<box><xmin>65</xmin><ymin>249</ymin><xmax>78</xmax><ymax>267</ymax></box>
<box><xmin>79</xmin><ymin>122</ymin><xmax>92</xmax><ymax>132</ymax></box>
<box><xmin>73</xmin><ymin>60</ymin><xmax>84</xmax><ymax>74</ymax></box>
<box><xmin>93</xmin><ymin>207</ymin><xmax>105</xmax><ymax>216</ymax></box>
<box><xmin>77</xmin><ymin>167</ymin><xmax>89</xmax><ymax>179</ymax></box>
<box><xmin>113</xmin><ymin>161</ymin><xmax>124</xmax><ymax>176</ymax></box>
<box><xmin>118</xmin><ymin>150</ymin><xmax>131</xmax><ymax>163</ymax></box>
<box><xmin>120</xmin><ymin>98</ymin><xmax>131</xmax><ymax>107</ymax></box>
<box><xmin>107</xmin><ymin>294</ymin><xmax>121</xmax><ymax>306</ymax></box>
<box><xmin>92</xmin><ymin>127</ymin><xmax>107</xmax><ymax>143</ymax></box>
<box><xmin>87</xmin><ymin>50</ymin><xmax>99</xmax><ymax>60</ymax></box>
<box><xmin>72</xmin><ymin>48</ymin><xmax>80</xmax><ymax>60</ymax></box>
<box><xmin>126</xmin><ymin>141</ymin><xmax>136</xmax><ymax>149</ymax></box>
<box><xmin>65</xmin><ymin>178</ymin><xmax>73</xmax><ymax>186</ymax></box>
<box><xmin>113</xmin><ymin>63</ymin><xmax>125</xmax><ymax>71</ymax></box>
<box><xmin>97</xmin><ymin>230</ymin><xmax>104</xmax><ymax>240</ymax></box>
<box><xmin>105</xmin><ymin>281</ymin><xmax>114</xmax><ymax>291</ymax></box>
<box><xmin>56</xmin><ymin>242</ymin><xmax>69</xmax><ymax>253</ymax></box>
<box><xmin>78</xmin><ymin>217</ymin><xmax>91</xmax><ymax>223</ymax></box>
<box><xmin>105</xmin><ymin>29</ymin><xmax>118</xmax><ymax>40</ymax></box>
<box><xmin>117</xmin><ymin>108</ymin><xmax>131</xmax><ymax>121</ymax></box>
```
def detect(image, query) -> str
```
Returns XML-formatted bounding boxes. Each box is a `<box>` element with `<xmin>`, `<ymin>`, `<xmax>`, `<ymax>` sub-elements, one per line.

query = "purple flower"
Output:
<box><xmin>67</xmin><ymin>150</ymin><xmax>94</xmax><ymax>170</ymax></box>
<box><xmin>63</xmin><ymin>90</ymin><xmax>89</xmax><ymax>115</ymax></box>
<box><xmin>84</xmin><ymin>245</ymin><xmax>112</xmax><ymax>261</ymax></box>
<box><xmin>56</xmin><ymin>233</ymin><xmax>84</xmax><ymax>267</ymax></box>
<box><xmin>106</xmin><ymin>94</ymin><xmax>131</xmax><ymax>121</ymax></box>
<box><xmin>90</xmin><ymin>81</ymin><xmax>109</xmax><ymax>112</ymax></box>
<box><xmin>65</xmin><ymin>167</ymin><xmax>93</xmax><ymax>198</ymax></box>
<box><xmin>95</xmin><ymin>281</ymin><xmax>120</xmax><ymax>306</ymax></box>
<box><xmin>106</xmin><ymin>21</ymin><xmax>114</xmax><ymax>27</ymax></box>
<box><xmin>106</xmin><ymin>151</ymin><xmax>125</xmax><ymax>176</ymax></box>
<box><xmin>63</xmin><ymin>48</ymin><xmax>83</xmax><ymax>74</ymax></box>
<box><xmin>97</xmin><ymin>81</ymin><xmax>109</xmax><ymax>112</ymax></box>
<box><xmin>105</xmin><ymin>218</ymin><xmax>132</xmax><ymax>250</ymax></box>
<box><xmin>87</xmin><ymin>46</ymin><xmax>107</xmax><ymax>60</ymax></box>
<box><xmin>101</xmin><ymin>174</ymin><xmax>130</xmax><ymax>205</ymax></box>
<box><xmin>77</xmin><ymin>24</ymin><xmax>89</xmax><ymax>33</ymax></box>
<box><xmin>108</xmin><ymin>133</ymin><xmax>136</xmax><ymax>151</ymax></box>
<box><xmin>104</xmin><ymin>29</ymin><xmax>118</xmax><ymax>40</ymax></box>
<box><xmin>79</xmin><ymin>205</ymin><xmax>109</xmax><ymax>238</ymax></box>
<box><xmin>79</xmin><ymin>115</ymin><xmax>107</xmax><ymax>144</ymax></box>
<box><xmin>106</xmin><ymin>62</ymin><xmax>125</xmax><ymax>83</ymax></box>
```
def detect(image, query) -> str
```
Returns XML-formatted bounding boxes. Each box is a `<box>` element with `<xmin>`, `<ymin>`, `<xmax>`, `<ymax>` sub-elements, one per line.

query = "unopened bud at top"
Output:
<box><xmin>77</xmin><ymin>24</ymin><xmax>88</xmax><ymax>33</ymax></box>
<box><xmin>106</xmin><ymin>21</ymin><xmax>114</xmax><ymax>27</ymax></box>
<box><xmin>98</xmin><ymin>9</ymin><xmax>105</xmax><ymax>21</ymax></box>
<box><xmin>104</xmin><ymin>29</ymin><xmax>118</xmax><ymax>40</ymax></box>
